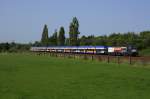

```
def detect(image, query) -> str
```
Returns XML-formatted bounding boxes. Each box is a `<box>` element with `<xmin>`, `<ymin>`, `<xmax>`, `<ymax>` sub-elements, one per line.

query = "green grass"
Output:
<box><xmin>0</xmin><ymin>53</ymin><xmax>150</xmax><ymax>99</ymax></box>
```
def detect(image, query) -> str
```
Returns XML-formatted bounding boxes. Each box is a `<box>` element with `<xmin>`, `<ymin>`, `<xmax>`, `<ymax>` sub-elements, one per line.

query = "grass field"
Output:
<box><xmin>0</xmin><ymin>53</ymin><xmax>150</xmax><ymax>99</ymax></box>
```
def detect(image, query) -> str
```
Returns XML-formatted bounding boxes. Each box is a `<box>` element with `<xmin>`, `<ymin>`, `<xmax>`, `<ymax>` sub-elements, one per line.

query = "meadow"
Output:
<box><xmin>0</xmin><ymin>53</ymin><xmax>150</xmax><ymax>99</ymax></box>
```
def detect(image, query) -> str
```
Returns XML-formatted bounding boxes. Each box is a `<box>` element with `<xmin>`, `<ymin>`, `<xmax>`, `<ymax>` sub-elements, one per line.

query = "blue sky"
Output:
<box><xmin>0</xmin><ymin>0</ymin><xmax>150</xmax><ymax>43</ymax></box>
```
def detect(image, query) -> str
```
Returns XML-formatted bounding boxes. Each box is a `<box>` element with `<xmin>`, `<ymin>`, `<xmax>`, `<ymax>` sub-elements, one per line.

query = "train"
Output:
<box><xmin>30</xmin><ymin>45</ymin><xmax>138</xmax><ymax>56</ymax></box>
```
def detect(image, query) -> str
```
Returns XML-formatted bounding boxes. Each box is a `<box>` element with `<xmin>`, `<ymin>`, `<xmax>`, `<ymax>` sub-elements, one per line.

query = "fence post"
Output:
<box><xmin>98</xmin><ymin>56</ymin><xmax>101</xmax><ymax>61</ymax></box>
<box><xmin>107</xmin><ymin>55</ymin><xmax>110</xmax><ymax>63</ymax></box>
<box><xmin>117</xmin><ymin>56</ymin><xmax>120</xmax><ymax>64</ymax></box>
<box><xmin>84</xmin><ymin>54</ymin><xmax>87</xmax><ymax>60</ymax></box>
<box><xmin>129</xmin><ymin>56</ymin><xmax>132</xmax><ymax>65</ymax></box>
<box><xmin>92</xmin><ymin>55</ymin><xmax>94</xmax><ymax>61</ymax></box>
<box><xmin>74</xmin><ymin>54</ymin><xmax>75</xmax><ymax>59</ymax></box>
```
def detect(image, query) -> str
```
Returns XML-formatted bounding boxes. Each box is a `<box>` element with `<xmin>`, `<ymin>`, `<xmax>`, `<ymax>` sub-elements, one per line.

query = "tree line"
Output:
<box><xmin>0</xmin><ymin>42</ymin><xmax>31</xmax><ymax>53</ymax></box>
<box><xmin>37</xmin><ymin>17</ymin><xmax>150</xmax><ymax>50</ymax></box>
<box><xmin>79</xmin><ymin>31</ymin><xmax>150</xmax><ymax>49</ymax></box>
<box><xmin>0</xmin><ymin>17</ymin><xmax>149</xmax><ymax>53</ymax></box>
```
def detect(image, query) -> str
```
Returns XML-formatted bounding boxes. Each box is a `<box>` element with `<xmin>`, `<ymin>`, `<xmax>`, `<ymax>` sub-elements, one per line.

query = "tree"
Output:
<box><xmin>58</xmin><ymin>27</ymin><xmax>65</xmax><ymax>46</ymax></box>
<box><xmin>41</xmin><ymin>24</ymin><xmax>49</xmax><ymax>46</ymax></box>
<box><xmin>65</xmin><ymin>38</ymin><xmax>70</xmax><ymax>46</ymax></box>
<box><xmin>69</xmin><ymin>17</ymin><xmax>80</xmax><ymax>46</ymax></box>
<box><xmin>140</xmin><ymin>31</ymin><xmax>150</xmax><ymax>48</ymax></box>
<box><xmin>33</xmin><ymin>41</ymin><xmax>41</xmax><ymax>47</ymax></box>
<box><xmin>49</xmin><ymin>29</ymin><xmax>58</xmax><ymax>46</ymax></box>
<box><xmin>79</xmin><ymin>35</ymin><xmax>87</xmax><ymax>45</ymax></box>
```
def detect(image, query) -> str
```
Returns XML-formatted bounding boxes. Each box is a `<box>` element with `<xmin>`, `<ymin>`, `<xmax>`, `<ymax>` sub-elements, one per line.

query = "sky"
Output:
<box><xmin>0</xmin><ymin>0</ymin><xmax>150</xmax><ymax>43</ymax></box>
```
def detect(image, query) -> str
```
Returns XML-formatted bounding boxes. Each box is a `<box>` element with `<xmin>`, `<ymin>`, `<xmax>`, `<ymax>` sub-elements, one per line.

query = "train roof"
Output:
<box><xmin>32</xmin><ymin>46</ymin><xmax>108</xmax><ymax>49</ymax></box>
